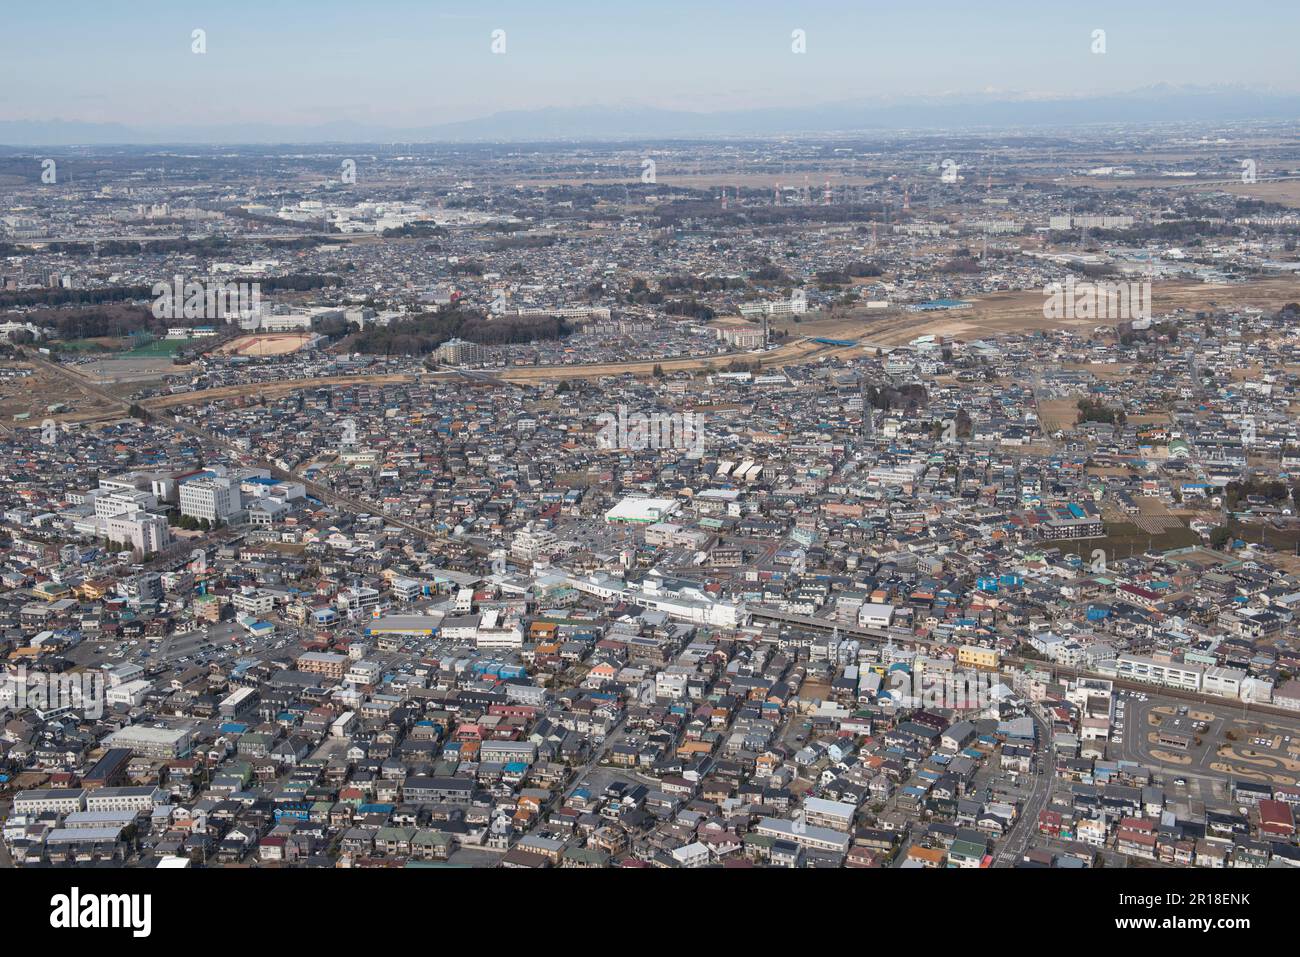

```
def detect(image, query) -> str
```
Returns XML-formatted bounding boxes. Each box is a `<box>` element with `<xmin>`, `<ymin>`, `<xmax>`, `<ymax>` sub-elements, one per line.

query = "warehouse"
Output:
<box><xmin>604</xmin><ymin>497</ymin><xmax>680</xmax><ymax>524</ymax></box>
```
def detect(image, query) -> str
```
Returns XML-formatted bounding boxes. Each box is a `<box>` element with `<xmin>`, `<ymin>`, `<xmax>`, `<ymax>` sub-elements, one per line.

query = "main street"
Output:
<box><xmin>993</xmin><ymin>704</ymin><xmax>1053</xmax><ymax>867</ymax></box>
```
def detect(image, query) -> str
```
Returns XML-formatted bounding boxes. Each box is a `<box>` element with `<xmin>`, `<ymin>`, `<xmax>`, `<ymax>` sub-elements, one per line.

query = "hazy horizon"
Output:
<box><xmin>3</xmin><ymin>0</ymin><xmax>1300</xmax><ymax>135</ymax></box>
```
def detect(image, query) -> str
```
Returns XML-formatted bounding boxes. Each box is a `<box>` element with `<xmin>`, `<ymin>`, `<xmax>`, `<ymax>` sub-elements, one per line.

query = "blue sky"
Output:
<box><xmin>3</xmin><ymin>0</ymin><xmax>1298</xmax><ymax>125</ymax></box>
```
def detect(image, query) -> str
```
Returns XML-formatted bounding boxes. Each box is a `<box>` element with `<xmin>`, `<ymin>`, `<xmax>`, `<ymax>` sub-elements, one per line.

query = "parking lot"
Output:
<box><xmin>1113</xmin><ymin>688</ymin><xmax>1300</xmax><ymax>786</ymax></box>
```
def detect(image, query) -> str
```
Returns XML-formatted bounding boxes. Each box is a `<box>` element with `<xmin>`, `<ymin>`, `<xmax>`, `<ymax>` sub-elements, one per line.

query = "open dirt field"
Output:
<box><xmin>775</xmin><ymin>277</ymin><xmax>1300</xmax><ymax>347</ymax></box>
<box><xmin>492</xmin><ymin>336</ymin><xmax>855</xmax><ymax>383</ymax></box>
<box><xmin>0</xmin><ymin>363</ymin><xmax>121</xmax><ymax>426</ymax></box>
<box><xmin>1055</xmin><ymin>175</ymin><xmax>1300</xmax><ymax>208</ymax></box>
<box><xmin>76</xmin><ymin>356</ymin><xmax>182</xmax><ymax>384</ymax></box>
<box><xmin>129</xmin><ymin>276</ymin><xmax>1300</xmax><ymax>405</ymax></box>
<box><xmin>139</xmin><ymin>374</ymin><xmax>418</xmax><ymax>409</ymax></box>
<box><xmin>140</xmin><ymin>338</ymin><xmax>856</xmax><ymax>408</ymax></box>
<box><xmin>217</xmin><ymin>333</ymin><xmax>316</xmax><ymax>357</ymax></box>
<box><xmin>1038</xmin><ymin>399</ymin><xmax>1078</xmax><ymax>432</ymax></box>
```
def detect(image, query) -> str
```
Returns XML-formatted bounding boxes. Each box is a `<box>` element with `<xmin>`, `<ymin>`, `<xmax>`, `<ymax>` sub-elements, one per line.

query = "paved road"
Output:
<box><xmin>994</xmin><ymin>705</ymin><xmax>1053</xmax><ymax>867</ymax></box>
<box><xmin>0</xmin><ymin>800</ymin><xmax>11</xmax><ymax>867</ymax></box>
<box><xmin>562</xmin><ymin>713</ymin><xmax>627</xmax><ymax>803</ymax></box>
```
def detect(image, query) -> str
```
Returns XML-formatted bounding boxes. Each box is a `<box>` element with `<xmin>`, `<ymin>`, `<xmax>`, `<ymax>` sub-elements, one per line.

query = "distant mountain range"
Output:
<box><xmin>4</xmin><ymin>86</ymin><xmax>1299</xmax><ymax>145</ymax></box>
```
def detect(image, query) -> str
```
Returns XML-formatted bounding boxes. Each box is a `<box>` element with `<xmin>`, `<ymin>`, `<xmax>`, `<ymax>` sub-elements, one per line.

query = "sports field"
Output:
<box><xmin>217</xmin><ymin>333</ymin><xmax>315</xmax><ymax>356</ymax></box>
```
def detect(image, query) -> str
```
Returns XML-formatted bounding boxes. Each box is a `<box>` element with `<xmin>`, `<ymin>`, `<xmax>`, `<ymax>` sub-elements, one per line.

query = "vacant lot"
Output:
<box><xmin>1038</xmin><ymin>399</ymin><xmax>1078</xmax><ymax>432</ymax></box>
<box><xmin>770</xmin><ymin>277</ymin><xmax>1300</xmax><ymax>348</ymax></box>
<box><xmin>77</xmin><ymin>355</ymin><xmax>181</xmax><ymax>384</ymax></box>
<box><xmin>139</xmin><ymin>373</ymin><xmax>418</xmax><ymax>409</ymax></box>
<box><xmin>1051</xmin><ymin>520</ymin><xmax>1200</xmax><ymax>563</ymax></box>
<box><xmin>0</xmin><ymin>362</ymin><xmax>120</xmax><ymax>425</ymax></box>
<box><xmin>1054</xmin><ymin>174</ymin><xmax>1300</xmax><ymax>208</ymax></box>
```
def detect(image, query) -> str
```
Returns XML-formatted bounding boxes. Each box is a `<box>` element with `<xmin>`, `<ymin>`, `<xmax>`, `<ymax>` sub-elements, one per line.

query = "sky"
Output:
<box><xmin>3</xmin><ymin>0</ymin><xmax>1299</xmax><ymax>128</ymax></box>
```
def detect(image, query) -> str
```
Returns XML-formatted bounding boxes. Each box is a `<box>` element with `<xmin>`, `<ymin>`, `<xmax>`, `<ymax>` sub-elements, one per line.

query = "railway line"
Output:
<box><xmin>749</xmin><ymin>606</ymin><xmax>1300</xmax><ymax>721</ymax></box>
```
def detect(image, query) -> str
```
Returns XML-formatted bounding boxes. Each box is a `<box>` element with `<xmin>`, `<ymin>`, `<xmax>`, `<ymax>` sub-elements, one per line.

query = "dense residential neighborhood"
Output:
<box><xmin>3</xmin><ymin>16</ymin><xmax>1300</xmax><ymax>893</ymax></box>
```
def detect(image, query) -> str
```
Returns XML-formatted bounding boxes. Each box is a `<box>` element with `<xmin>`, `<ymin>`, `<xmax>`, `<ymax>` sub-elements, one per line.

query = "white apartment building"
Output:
<box><xmin>512</xmin><ymin>305</ymin><xmax>611</xmax><ymax>321</ymax></box>
<box><xmin>1116</xmin><ymin>654</ymin><xmax>1203</xmax><ymax>691</ymax></box>
<box><xmin>344</xmin><ymin>660</ymin><xmax>382</xmax><ymax>685</ymax></box>
<box><xmin>94</xmin><ymin>488</ymin><xmax>156</xmax><ymax>519</ymax></box>
<box><xmin>511</xmin><ymin>524</ymin><xmax>558</xmax><ymax>561</ymax></box>
<box><xmin>105</xmin><ymin>512</ymin><xmax>170</xmax><ymax>555</ymax></box>
<box><xmin>103</xmin><ymin>725</ymin><xmax>194</xmax><ymax>758</ymax></box>
<box><xmin>232</xmin><ymin>589</ymin><xmax>275</xmax><ymax>617</ymax></box>
<box><xmin>655</xmin><ymin>670</ymin><xmax>688</xmax><ymax>700</ymax></box>
<box><xmin>802</xmin><ymin>797</ymin><xmax>857</xmax><ymax>832</ymax></box>
<box><xmin>84</xmin><ymin>786</ymin><xmax>168</xmax><ymax>813</ymax></box>
<box><xmin>754</xmin><ymin>817</ymin><xmax>851</xmax><ymax>854</ymax></box>
<box><xmin>475</xmin><ymin>609</ymin><xmax>524</xmax><ymax>651</ymax></box>
<box><xmin>715</xmin><ymin>326</ymin><xmax>766</xmax><ymax>349</ymax></box>
<box><xmin>179</xmin><ymin>478</ymin><xmax>240</xmax><ymax>524</ymax></box>
<box><xmin>436</xmin><ymin>337</ymin><xmax>488</xmax><ymax>365</ymax></box>
<box><xmin>866</xmin><ymin>462</ymin><xmax>928</xmax><ymax>490</ymax></box>
<box><xmin>12</xmin><ymin>788</ymin><xmax>86</xmax><ymax>815</ymax></box>
<box><xmin>391</xmin><ymin>577</ymin><xmax>423</xmax><ymax>602</ymax></box>
<box><xmin>739</xmin><ymin>291</ymin><xmax>807</xmax><ymax>318</ymax></box>
<box><xmin>338</xmin><ymin>586</ymin><xmax>380</xmax><ymax>620</ymax></box>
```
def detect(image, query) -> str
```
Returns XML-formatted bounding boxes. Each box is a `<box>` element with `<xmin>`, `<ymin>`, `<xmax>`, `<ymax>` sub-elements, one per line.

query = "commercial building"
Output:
<box><xmin>103</xmin><ymin>725</ymin><xmax>195</xmax><ymax>758</ymax></box>
<box><xmin>179</xmin><ymin>477</ymin><xmax>240</xmax><ymax>524</ymax></box>
<box><xmin>604</xmin><ymin>497</ymin><xmax>680</xmax><ymax>524</ymax></box>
